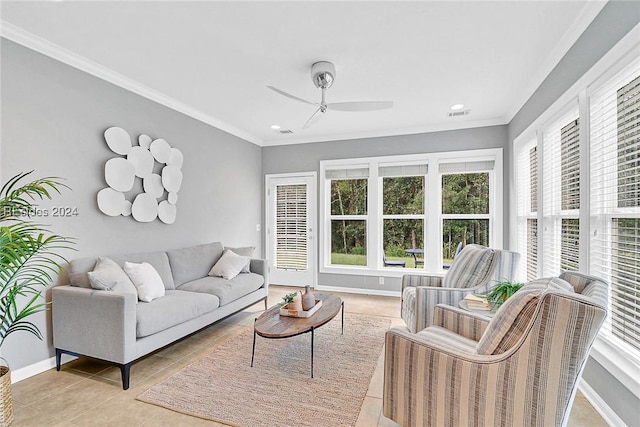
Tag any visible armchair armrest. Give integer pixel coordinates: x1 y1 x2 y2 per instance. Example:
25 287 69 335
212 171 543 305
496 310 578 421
52 286 137 364
432 303 489 341
401 274 443 292
402 283 491 332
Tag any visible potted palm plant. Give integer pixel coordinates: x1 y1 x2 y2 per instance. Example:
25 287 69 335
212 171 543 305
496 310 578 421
0 171 74 426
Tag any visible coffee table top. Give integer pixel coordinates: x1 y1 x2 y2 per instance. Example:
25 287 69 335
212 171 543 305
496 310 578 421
254 294 342 338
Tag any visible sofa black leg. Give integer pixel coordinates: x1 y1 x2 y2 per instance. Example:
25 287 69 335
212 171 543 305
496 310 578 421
120 363 131 390
55 349 62 371
264 297 268 311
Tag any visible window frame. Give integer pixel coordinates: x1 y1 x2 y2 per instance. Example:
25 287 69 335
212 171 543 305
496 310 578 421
320 149 503 277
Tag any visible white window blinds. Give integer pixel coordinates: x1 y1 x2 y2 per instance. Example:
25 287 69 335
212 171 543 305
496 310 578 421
378 163 428 177
590 58 640 353
541 105 580 276
275 184 308 271
438 160 495 173
325 168 369 179
515 140 538 281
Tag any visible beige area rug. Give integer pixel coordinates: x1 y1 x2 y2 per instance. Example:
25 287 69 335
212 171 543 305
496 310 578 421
138 313 390 427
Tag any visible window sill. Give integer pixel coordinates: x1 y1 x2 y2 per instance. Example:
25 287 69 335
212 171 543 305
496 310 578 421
320 265 446 278
589 333 640 400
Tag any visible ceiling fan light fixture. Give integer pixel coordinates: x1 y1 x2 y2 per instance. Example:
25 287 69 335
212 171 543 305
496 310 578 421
311 61 336 89
450 103 465 110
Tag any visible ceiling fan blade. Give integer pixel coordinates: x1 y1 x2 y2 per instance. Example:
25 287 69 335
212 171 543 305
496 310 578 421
327 101 393 112
303 107 325 129
267 86 316 106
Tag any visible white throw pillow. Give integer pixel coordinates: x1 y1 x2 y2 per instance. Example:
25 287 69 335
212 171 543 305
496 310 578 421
124 261 165 302
208 250 251 280
87 257 138 304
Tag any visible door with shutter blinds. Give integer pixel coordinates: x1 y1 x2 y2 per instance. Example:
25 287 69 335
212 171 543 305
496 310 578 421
266 174 316 287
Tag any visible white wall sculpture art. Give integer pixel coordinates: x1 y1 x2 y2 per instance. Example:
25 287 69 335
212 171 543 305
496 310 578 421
97 127 183 224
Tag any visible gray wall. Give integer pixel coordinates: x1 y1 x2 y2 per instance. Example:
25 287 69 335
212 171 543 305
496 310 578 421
262 125 509 292
506 2 640 426
0 39 263 370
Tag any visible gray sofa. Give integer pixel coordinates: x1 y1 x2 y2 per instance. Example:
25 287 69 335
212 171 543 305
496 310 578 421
52 242 268 389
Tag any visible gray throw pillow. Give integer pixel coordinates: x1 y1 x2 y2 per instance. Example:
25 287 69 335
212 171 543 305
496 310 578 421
224 246 255 273
87 257 138 303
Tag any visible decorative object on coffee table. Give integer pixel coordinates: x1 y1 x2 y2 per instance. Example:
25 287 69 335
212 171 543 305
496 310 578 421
252 294 343 378
282 292 297 305
302 285 315 311
280 298 322 318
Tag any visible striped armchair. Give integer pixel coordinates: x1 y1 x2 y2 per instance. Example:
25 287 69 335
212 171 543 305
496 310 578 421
384 271 608 427
402 244 520 333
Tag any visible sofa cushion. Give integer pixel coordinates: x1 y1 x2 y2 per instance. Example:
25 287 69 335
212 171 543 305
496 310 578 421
124 262 165 302
443 244 495 288
167 242 224 287
177 273 264 306
136 290 220 338
224 246 255 273
208 250 251 280
87 257 138 302
68 257 98 288
110 251 176 290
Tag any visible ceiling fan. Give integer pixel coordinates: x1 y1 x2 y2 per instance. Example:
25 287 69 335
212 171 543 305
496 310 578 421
268 61 393 129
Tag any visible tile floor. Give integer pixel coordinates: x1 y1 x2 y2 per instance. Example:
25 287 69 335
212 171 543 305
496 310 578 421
11 286 608 426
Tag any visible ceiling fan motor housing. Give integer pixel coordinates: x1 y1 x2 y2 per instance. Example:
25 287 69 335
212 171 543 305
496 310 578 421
311 61 336 89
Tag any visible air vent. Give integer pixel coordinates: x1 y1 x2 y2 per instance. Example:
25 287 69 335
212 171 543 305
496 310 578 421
279 129 294 134
448 110 470 117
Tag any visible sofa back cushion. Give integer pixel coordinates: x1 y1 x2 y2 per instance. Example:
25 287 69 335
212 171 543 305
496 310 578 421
443 244 495 288
167 242 224 287
108 251 175 290
68 257 98 288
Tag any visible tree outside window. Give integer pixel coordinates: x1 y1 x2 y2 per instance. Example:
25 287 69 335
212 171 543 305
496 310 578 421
442 172 490 264
382 176 424 268
330 179 367 266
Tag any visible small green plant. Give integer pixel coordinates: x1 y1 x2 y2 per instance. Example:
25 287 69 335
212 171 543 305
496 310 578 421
282 292 298 305
486 280 524 308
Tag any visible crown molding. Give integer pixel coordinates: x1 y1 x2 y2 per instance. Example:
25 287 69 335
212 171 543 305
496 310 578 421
0 21 263 146
503 0 607 124
260 117 506 147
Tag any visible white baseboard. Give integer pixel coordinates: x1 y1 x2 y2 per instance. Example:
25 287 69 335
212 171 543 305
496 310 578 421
11 354 77 384
314 284 401 298
579 378 627 427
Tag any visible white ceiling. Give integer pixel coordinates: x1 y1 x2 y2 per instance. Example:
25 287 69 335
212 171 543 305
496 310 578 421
0 1 606 146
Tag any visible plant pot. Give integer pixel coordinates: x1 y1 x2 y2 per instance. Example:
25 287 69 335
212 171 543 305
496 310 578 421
0 358 13 426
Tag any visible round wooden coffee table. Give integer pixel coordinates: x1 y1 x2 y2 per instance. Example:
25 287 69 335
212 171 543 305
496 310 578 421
251 293 343 378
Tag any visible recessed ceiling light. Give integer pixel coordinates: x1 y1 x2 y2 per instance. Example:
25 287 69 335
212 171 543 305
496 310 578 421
450 104 465 110
270 124 281 130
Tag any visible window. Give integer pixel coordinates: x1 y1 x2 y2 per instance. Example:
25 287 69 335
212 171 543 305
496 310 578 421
541 106 580 276
515 141 538 281
441 167 492 266
327 168 368 266
320 150 502 274
382 173 425 268
590 60 640 354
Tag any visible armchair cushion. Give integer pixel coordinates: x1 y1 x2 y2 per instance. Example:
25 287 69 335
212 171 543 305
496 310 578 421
476 277 575 355
442 244 495 288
